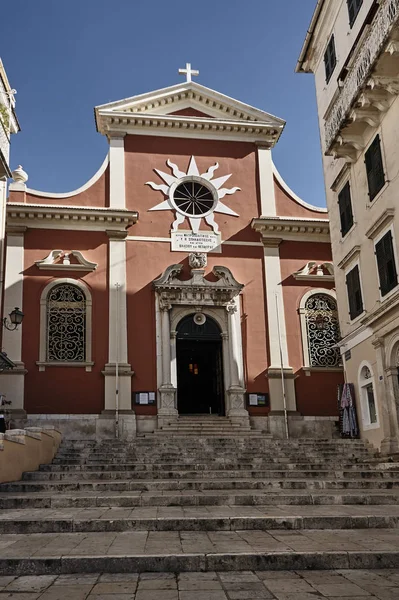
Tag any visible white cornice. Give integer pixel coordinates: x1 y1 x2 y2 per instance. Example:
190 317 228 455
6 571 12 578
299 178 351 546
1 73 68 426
95 81 285 146
6 203 138 232
98 112 282 145
366 208 395 239
35 250 98 271
252 216 330 243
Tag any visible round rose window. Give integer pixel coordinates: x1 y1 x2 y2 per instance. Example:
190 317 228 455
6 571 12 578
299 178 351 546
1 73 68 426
173 181 215 216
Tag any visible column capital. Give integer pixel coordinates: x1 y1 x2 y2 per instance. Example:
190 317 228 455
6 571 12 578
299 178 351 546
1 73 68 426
226 302 238 314
107 132 126 141
262 238 282 248
106 230 128 240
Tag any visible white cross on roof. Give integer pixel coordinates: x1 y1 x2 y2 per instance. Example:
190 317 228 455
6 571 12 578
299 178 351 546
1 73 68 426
178 63 199 83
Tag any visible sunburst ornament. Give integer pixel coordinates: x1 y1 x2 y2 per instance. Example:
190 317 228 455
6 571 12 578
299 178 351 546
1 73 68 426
146 156 240 234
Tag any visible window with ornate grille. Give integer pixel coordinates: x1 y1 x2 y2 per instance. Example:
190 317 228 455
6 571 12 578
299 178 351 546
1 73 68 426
346 264 363 320
375 230 398 297
347 0 363 27
46 283 86 362
338 181 354 237
365 135 385 201
324 35 337 83
304 294 341 368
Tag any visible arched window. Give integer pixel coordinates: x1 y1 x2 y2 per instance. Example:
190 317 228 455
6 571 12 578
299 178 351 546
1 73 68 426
38 279 93 371
359 363 378 428
47 283 86 362
300 291 341 368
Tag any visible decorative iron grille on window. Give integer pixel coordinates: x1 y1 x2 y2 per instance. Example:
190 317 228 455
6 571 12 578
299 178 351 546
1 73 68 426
46 284 86 362
305 294 341 367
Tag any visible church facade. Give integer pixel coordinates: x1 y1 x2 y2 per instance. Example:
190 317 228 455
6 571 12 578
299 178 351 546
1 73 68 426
2 72 343 439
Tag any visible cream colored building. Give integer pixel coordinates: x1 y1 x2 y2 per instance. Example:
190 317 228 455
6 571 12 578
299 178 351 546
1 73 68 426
0 59 19 322
297 0 399 452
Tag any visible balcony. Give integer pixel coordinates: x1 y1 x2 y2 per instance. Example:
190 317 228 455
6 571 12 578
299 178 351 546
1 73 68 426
325 0 399 159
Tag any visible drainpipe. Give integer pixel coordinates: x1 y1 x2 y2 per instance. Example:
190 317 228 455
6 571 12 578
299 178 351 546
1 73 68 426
115 282 120 439
275 293 289 440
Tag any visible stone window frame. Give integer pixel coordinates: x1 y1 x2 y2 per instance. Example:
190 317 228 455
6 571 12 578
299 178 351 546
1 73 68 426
36 278 94 372
358 360 379 430
374 224 399 301
299 288 342 372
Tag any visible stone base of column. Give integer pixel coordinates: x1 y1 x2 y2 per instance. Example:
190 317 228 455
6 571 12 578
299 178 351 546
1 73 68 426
267 367 297 413
158 385 178 429
102 363 134 412
98 410 136 440
226 386 250 428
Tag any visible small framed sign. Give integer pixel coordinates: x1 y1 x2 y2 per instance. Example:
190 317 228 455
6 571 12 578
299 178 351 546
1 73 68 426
247 393 269 407
133 392 156 406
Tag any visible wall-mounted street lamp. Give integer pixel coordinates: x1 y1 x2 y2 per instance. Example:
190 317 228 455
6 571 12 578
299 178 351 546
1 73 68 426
3 307 24 331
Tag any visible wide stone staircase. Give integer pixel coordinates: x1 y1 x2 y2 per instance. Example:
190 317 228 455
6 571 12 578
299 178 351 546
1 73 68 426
1 435 399 575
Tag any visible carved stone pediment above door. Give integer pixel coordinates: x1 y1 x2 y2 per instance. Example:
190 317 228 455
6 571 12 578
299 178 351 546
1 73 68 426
153 260 248 429
153 262 244 309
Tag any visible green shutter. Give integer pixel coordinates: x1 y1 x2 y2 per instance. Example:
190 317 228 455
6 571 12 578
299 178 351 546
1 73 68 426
365 135 385 200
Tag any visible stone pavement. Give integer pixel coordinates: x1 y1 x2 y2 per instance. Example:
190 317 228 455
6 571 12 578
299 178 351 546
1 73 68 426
1 569 399 599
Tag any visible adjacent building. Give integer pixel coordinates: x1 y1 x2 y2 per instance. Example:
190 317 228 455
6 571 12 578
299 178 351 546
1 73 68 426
297 0 399 452
3 69 343 439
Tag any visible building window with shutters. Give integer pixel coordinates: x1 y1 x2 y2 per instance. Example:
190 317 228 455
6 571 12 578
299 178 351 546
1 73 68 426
346 264 364 320
358 363 379 429
347 0 363 27
375 229 398 297
365 135 385 201
324 35 337 83
338 181 354 237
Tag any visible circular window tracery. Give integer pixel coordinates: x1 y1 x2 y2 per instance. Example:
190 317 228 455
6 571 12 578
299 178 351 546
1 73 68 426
172 179 216 217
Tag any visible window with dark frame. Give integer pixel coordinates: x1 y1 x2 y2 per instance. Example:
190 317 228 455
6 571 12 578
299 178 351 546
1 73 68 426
324 35 337 83
338 181 354 237
347 0 363 27
375 230 398 296
365 135 385 201
346 265 363 320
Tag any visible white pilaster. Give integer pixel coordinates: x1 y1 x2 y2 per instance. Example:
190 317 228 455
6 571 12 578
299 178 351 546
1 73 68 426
263 243 289 368
257 145 276 217
109 135 126 209
103 232 133 419
1 228 26 412
158 303 177 421
161 306 171 386
226 302 248 421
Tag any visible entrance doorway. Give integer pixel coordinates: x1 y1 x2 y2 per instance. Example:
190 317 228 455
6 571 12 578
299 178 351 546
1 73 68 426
176 314 225 415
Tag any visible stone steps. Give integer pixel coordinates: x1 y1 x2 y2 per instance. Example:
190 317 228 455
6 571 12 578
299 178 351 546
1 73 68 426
2 435 398 575
2 505 399 534
1 529 399 575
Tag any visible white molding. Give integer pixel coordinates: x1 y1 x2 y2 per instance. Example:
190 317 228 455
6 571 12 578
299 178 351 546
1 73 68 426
35 250 97 272
358 361 380 430
366 208 395 240
38 278 93 371
258 147 276 216
337 245 361 270
272 162 327 213
338 324 373 354
6 203 138 232
298 288 337 369
95 81 286 147
293 261 334 282
20 154 109 199
108 240 128 365
252 216 330 243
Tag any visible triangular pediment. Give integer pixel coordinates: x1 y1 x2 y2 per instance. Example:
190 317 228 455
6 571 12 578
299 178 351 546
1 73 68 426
95 82 285 146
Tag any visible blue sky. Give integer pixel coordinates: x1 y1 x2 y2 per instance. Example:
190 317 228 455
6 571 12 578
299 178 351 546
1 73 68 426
2 1 325 207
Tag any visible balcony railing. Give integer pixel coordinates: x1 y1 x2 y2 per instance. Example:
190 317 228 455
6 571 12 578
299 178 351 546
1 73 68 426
325 0 399 151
